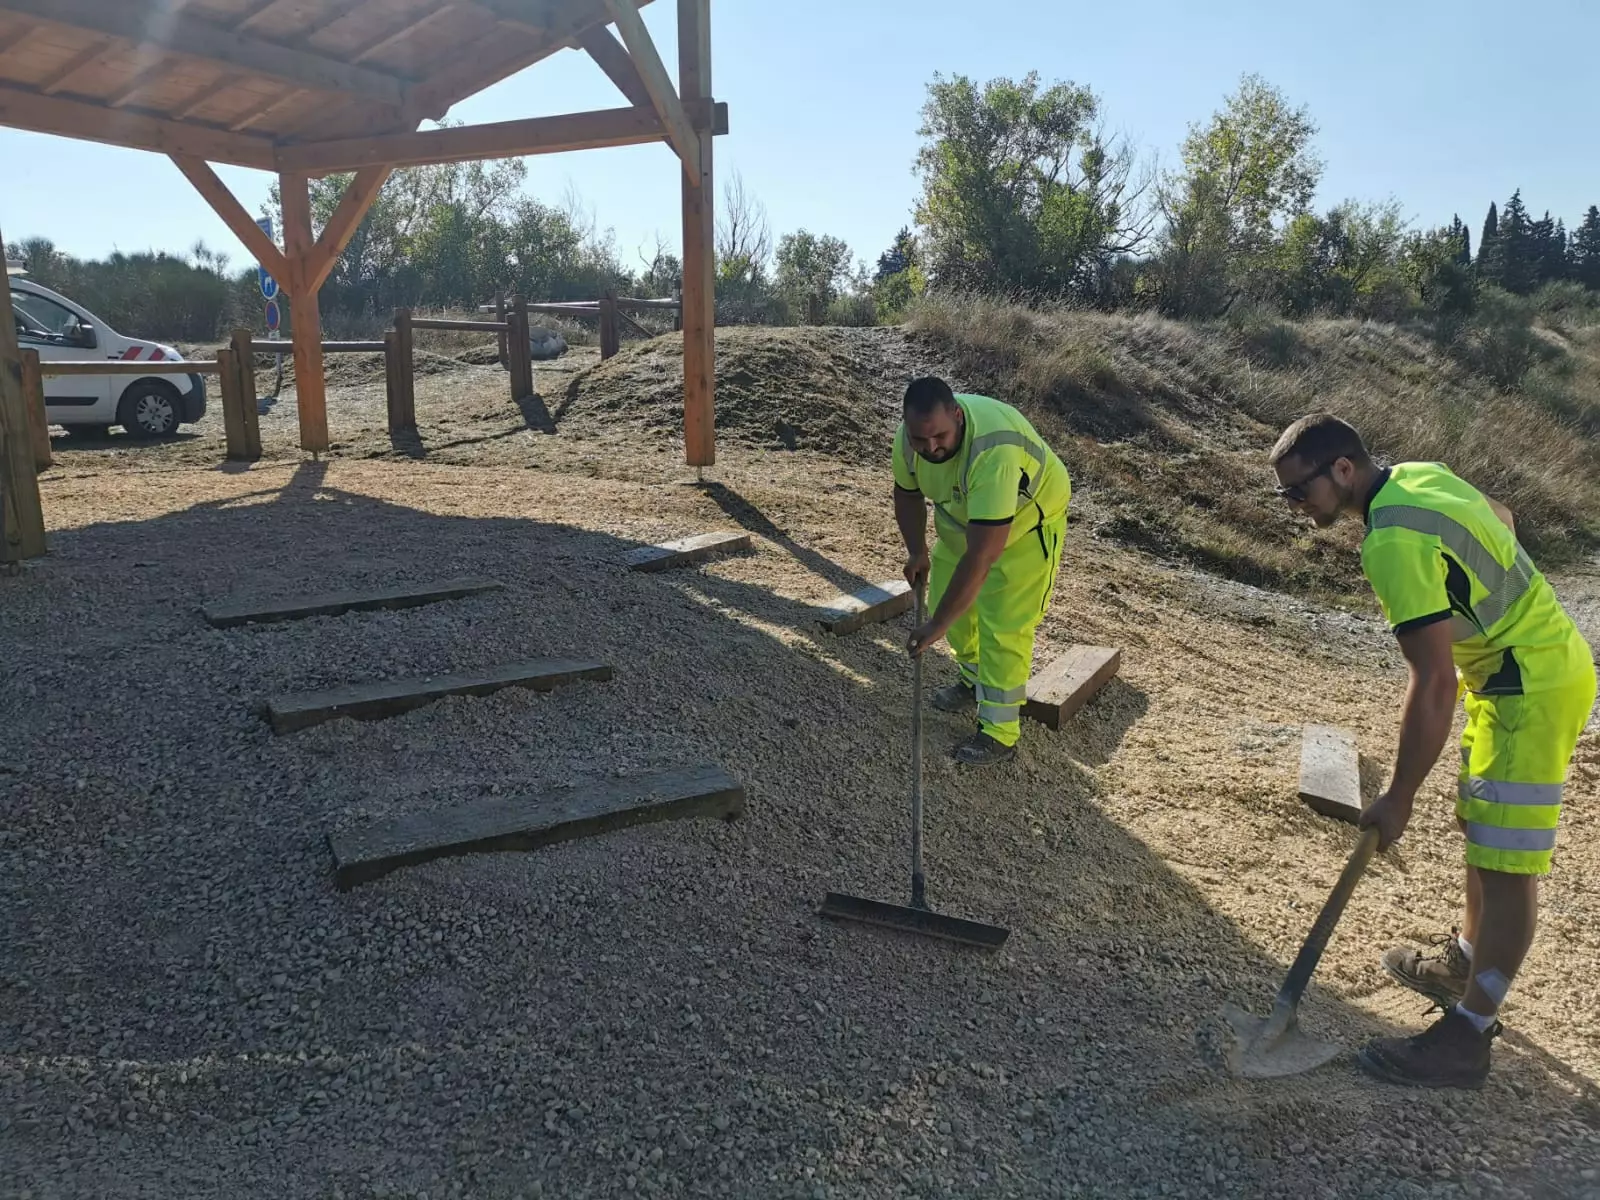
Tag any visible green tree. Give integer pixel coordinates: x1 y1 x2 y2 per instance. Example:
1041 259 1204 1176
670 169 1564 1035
912 70 1150 300
1478 201 1499 278
1152 73 1322 315
1571 205 1600 290
775 229 854 321
1481 190 1538 294
871 227 926 321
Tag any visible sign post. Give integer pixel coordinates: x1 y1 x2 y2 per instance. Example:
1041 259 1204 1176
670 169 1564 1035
255 215 282 363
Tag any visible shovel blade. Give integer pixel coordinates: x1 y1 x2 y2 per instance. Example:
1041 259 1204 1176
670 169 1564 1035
1220 1002 1344 1079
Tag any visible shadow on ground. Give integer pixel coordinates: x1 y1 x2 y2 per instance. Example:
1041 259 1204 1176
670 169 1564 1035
0 464 1595 1199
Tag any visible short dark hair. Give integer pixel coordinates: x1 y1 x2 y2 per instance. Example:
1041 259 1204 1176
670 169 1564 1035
1269 412 1371 469
904 376 957 418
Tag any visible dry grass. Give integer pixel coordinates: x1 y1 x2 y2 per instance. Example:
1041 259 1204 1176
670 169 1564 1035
908 292 1600 599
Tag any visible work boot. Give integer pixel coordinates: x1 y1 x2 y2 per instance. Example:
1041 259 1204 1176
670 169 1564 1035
930 681 976 713
953 731 1015 766
1381 928 1471 1008
1356 1008 1502 1089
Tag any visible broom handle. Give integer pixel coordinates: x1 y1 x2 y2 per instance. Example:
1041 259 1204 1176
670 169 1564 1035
1275 826 1380 1007
910 585 926 909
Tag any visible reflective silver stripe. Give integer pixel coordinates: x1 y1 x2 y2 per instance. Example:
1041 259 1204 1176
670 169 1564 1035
1464 823 1557 853
1371 505 1534 635
976 682 1028 705
958 661 980 683
979 703 1021 724
901 430 916 481
1462 777 1564 807
961 429 1049 495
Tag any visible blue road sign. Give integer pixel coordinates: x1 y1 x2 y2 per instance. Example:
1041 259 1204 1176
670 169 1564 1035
264 299 281 332
256 215 279 300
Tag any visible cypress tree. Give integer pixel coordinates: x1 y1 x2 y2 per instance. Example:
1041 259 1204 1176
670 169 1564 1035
1571 205 1600 291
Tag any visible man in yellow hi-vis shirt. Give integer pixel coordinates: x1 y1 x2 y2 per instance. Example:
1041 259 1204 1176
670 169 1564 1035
894 377 1070 766
1270 413 1596 1088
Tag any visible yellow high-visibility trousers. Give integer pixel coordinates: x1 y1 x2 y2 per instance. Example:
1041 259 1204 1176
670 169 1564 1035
929 513 1066 747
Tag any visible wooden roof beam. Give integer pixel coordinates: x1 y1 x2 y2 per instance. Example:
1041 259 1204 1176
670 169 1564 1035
303 165 391 292
577 24 651 109
275 101 726 174
0 81 276 168
0 0 408 106
601 0 698 185
170 155 291 280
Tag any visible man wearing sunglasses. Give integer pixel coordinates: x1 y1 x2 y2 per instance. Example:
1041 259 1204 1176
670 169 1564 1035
1269 413 1595 1088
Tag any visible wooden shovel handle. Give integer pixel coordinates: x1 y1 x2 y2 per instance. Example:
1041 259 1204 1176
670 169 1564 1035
1276 826 1381 1007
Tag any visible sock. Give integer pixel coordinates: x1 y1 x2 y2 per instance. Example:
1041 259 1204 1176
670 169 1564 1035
1457 934 1474 960
1454 1003 1496 1033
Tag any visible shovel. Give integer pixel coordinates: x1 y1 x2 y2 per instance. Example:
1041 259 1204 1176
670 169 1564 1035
818 585 1010 949
1221 825 1380 1078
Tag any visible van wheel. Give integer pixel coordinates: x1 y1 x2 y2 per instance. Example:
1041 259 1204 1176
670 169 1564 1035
118 380 182 439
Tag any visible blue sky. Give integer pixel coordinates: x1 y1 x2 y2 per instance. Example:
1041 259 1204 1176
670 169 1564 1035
2 0 1596 275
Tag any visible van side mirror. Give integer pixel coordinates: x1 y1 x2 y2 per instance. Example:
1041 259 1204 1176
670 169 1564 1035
68 322 97 350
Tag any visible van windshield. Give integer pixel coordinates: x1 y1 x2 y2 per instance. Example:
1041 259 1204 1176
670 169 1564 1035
14 291 83 338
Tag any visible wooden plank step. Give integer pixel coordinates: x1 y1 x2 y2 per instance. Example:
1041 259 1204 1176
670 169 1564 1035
815 580 913 635
624 531 751 572
203 577 504 628
1023 645 1121 729
1298 724 1362 823
266 659 611 734
328 762 746 889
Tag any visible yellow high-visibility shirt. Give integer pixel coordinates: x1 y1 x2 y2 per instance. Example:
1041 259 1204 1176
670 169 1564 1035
1361 461 1593 694
893 393 1070 551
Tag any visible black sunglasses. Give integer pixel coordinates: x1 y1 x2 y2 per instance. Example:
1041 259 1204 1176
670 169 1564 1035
1274 459 1337 502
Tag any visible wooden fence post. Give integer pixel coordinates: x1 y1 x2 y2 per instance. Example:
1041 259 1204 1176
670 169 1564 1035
393 308 416 429
217 347 246 461
673 286 683 332
600 289 619 359
20 349 49 470
0 226 46 562
506 296 533 402
229 328 262 461
495 290 508 370
385 329 415 432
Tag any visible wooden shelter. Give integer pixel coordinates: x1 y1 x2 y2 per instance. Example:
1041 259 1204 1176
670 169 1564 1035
0 0 724 546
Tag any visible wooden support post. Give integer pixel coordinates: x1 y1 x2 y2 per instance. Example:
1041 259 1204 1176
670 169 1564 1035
280 169 327 454
19 348 49 470
673 286 682 332
394 307 417 424
600 288 620 359
229 328 263 460
0 227 46 562
506 297 533 402
678 0 715 467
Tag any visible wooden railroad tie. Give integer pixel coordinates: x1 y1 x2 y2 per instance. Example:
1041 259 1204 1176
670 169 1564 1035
202 577 503 629
1298 724 1363 824
265 658 611 734
1023 645 1122 729
814 580 913 635
624 531 751 573
327 762 746 890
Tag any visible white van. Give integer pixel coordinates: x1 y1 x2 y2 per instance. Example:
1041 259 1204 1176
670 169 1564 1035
7 267 207 438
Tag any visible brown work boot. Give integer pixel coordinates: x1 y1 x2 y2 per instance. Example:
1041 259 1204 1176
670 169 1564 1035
930 681 976 713
1381 929 1471 1008
1356 1008 1501 1089
953 731 1015 766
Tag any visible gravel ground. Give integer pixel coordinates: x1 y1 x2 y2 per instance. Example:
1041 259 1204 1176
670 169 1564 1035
4 342 1600 1199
